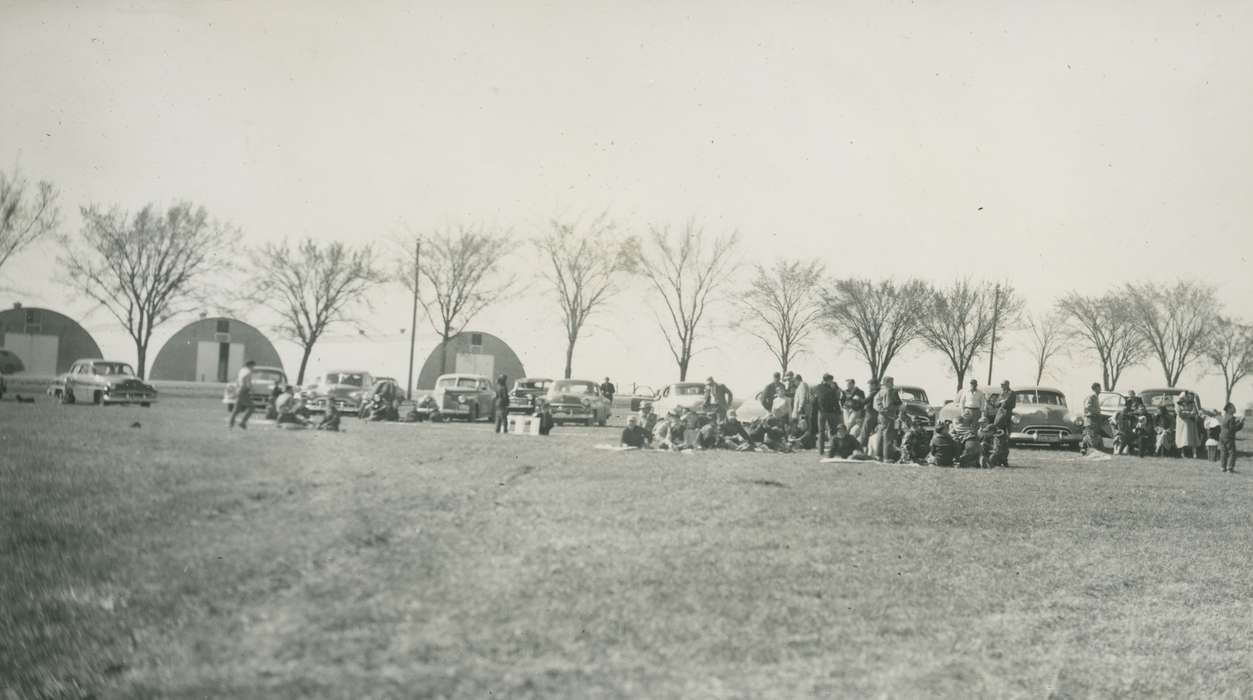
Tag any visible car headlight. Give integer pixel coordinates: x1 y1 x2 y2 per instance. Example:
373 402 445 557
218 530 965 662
1011 415 1021 426
351 390 363 400
458 395 467 404
581 398 591 407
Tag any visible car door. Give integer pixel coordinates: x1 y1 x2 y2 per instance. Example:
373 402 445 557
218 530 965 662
68 364 87 402
477 379 492 417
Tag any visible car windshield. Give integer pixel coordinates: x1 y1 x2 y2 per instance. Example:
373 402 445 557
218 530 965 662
437 377 480 389
325 372 365 387
897 388 928 403
92 362 135 376
552 380 595 394
1015 390 1066 406
254 369 284 383
516 379 552 390
674 384 705 396
1139 390 1182 408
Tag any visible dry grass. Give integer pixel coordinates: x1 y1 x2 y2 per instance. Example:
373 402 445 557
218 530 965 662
2 397 1252 699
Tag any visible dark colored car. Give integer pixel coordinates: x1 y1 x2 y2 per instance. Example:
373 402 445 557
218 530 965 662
508 377 554 414
895 385 937 430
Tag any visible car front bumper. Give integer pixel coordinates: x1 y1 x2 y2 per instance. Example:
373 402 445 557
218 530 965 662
305 397 361 413
103 392 157 404
1009 430 1082 446
549 405 593 421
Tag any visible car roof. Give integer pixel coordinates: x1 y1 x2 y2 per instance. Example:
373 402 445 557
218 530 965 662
75 358 128 364
324 369 370 374
1011 386 1065 394
670 382 706 388
251 365 285 373
555 378 596 382
436 373 488 380
896 385 927 392
517 377 552 382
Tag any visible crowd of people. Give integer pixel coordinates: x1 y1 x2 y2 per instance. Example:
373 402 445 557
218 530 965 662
617 372 1018 468
1097 386 1244 471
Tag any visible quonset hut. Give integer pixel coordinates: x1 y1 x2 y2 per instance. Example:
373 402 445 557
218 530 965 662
415 330 526 389
149 317 284 383
0 304 103 375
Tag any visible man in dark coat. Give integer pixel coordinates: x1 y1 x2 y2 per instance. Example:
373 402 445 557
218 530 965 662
494 375 510 433
861 378 881 449
812 374 844 455
761 372 783 412
995 380 1016 465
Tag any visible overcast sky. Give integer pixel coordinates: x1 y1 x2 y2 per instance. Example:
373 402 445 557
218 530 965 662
2 0 1251 404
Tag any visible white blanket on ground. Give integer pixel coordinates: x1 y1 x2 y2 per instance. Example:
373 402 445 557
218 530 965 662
594 444 639 451
820 456 871 463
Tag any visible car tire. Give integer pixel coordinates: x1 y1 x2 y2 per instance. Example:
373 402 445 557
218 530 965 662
93 391 104 406
585 417 594 427
58 388 73 405
469 404 480 422
140 402 150 408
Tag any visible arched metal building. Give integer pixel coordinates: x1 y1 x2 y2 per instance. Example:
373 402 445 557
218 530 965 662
415 330 526 389
0 304 103 375
149 317 284 382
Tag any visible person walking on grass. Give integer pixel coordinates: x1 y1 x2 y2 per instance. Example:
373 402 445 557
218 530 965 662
228 360 257 430
494 374 510 433
1219 402 1244 473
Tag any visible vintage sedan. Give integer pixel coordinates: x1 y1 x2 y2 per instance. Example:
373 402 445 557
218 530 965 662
545 378 612 426
896 385 938 430
648 382 709 417
51 359 157 406
508 377 554 414
222 365 287 411
358 377 403 419
302 370 374 414
937 385 1083 448
414 373 495 421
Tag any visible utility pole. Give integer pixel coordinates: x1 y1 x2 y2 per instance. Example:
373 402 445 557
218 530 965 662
987 282 1001 386
406 238 420 400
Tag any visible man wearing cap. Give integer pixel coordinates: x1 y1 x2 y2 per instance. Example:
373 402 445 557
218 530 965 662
704 376 733 422
875 376 903 461
812 374 844 455
228 360 257 430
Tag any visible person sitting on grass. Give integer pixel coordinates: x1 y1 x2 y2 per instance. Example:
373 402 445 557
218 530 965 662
1155 410 1175 457
825 424 868 460
720 410 754 449
1134 411 1154 458
316 402 341 432
638 402 658 433
929 421 957 467
265 383 284 421
898 418 930 464
620 414 651 449
1112 408 1133 455
957 429 983 469
748 415 790 452
275 387 309 428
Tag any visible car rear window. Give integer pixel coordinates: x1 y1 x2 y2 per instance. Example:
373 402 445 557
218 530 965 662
325 373 365 387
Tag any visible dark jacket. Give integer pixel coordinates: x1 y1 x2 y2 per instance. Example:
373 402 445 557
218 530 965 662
930 431 957 466
829 434 862 458
495 384 510 409
813 382 842 413
842 387 866 412
1219 414 1244 443
621 425 650 448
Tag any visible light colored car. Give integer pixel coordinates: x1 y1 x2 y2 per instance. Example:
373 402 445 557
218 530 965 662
648 382 709 417
222 366 287 412
937 385 1083 448
416 373 495 421
303 370 374 414
50 359 157 407
545 378 612 426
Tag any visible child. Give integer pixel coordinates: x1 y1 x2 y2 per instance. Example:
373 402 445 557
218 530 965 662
826 424 866 459
534 399 554 436
899 419 930 465
316 403 341 431
977 418 996 468
1219 402 1244 473
1112 409 1132 455
1133 412 1154 458
1155 408 1175 457
1204 413 1222 462
929 421 957 467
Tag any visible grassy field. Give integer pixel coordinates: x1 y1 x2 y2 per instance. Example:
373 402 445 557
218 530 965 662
2 397 1252 699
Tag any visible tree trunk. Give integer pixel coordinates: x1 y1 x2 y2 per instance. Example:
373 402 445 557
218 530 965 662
135 342 148 380
954 365 967 391
678 352 689 381
439 335 450 374
1102 365 1112 392
296 344 314 385
1035 364 1045 385
563 338 575 379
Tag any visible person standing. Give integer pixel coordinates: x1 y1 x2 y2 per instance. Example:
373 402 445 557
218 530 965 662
1219 402 1244 473
1174 391 1201 458
813 374 843 455
1081 382 1105 454
954 379 986 427
761 372 783 412
875 376 902 461
841 379 865 438
994 380 1016 466
704 377 733 422
599 377 616 417
228 360 257 430
860 378 881 448
494 374 510 433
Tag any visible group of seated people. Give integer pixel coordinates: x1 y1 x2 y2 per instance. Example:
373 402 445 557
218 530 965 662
263 385 342 431
617 400 1005 468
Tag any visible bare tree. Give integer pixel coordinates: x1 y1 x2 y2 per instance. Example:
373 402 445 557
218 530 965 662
917 279 1023 390
1205 316 1253 405
58 202 238 378
1124 281 1219 387
735 259 825 374
0 167 60 275
399 224 516 375
535 213 638 379
248 238 384 384
819 278 930 383
1056 292 1146 391
630 221 739 381
1024 310 1069 385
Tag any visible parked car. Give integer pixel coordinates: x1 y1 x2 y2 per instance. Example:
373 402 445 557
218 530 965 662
414 373 495 421
545 378 612 426
358 378 403 419
648 382 709 417
50 359 157 407
937 385 1082 449
0 349 25 375
1136 387 1207 436
508 377 554 414
222 365 287 412
896 385 938 430
624 384 658 412
302 370 374 414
